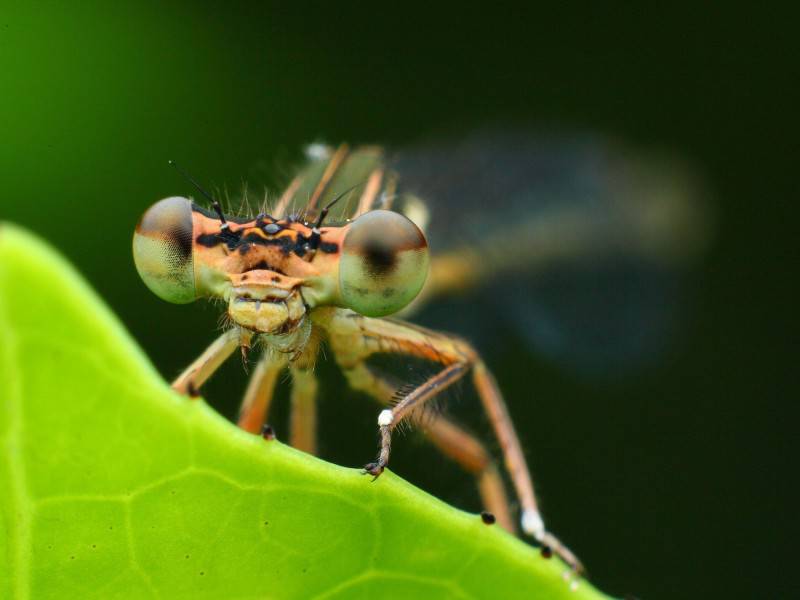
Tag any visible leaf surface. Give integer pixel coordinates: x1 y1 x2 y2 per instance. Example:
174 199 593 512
0 224 611 599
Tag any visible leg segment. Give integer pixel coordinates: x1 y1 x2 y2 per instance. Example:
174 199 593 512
287 331 322 454
341 363 514 532
237 354 286 434
421 416 514 533
289 366 318 453
473 361 582 570
172 329 245 396
364 362 467 476
314 307 581 571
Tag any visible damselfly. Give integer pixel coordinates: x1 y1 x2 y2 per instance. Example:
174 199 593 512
132 131 706 576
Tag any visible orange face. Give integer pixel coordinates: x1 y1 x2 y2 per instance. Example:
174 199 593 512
133 196 429 349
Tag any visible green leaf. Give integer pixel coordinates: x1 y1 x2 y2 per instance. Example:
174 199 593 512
0 224 612 600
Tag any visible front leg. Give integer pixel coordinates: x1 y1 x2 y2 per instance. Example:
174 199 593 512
339 362 515 532
287 333 322 454
314 306 583 573
363 362 468 477
313 307 472 477
172 328 248 396
237 352 286 433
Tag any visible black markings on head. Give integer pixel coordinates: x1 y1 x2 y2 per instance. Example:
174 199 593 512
261 424 276 440
320 242 339 254
187 381 200 398
540 545 553 559
196 232 229 248
249 260 286 275
193 207 338 260
480 511 496 525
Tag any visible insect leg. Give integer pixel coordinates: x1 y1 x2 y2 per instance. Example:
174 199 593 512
316 310 473 476
288 366 318 453
472 361 583 573
423 417 514 533
365 362 467 475
316 308 582 571
237 354 286 434
286 333 322 454
172 329 244 396
342 363 514 530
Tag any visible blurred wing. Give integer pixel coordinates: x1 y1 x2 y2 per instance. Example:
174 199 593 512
392 132 710 372
270 144 389 222
275 131 710 373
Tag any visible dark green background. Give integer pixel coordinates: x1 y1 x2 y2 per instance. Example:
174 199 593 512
1 4 792 599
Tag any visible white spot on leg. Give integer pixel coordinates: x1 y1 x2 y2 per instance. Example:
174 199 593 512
377 410 394 427
521 509 545 540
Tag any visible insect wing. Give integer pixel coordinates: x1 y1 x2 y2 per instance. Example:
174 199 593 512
276 132 709 373
390 131 709 373
272 144 388 222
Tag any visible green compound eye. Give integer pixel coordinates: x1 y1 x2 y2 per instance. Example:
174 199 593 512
132 196 197 304
339 210 429 317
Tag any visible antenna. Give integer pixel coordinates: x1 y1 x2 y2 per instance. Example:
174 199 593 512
314 182 364 229
169 160 229 230
308 182 364 250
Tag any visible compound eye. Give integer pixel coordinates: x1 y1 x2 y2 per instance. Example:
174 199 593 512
339 210 429 316
132 196 196 304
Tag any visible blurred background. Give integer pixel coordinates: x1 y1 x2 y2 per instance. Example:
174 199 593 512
1 4 792 598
